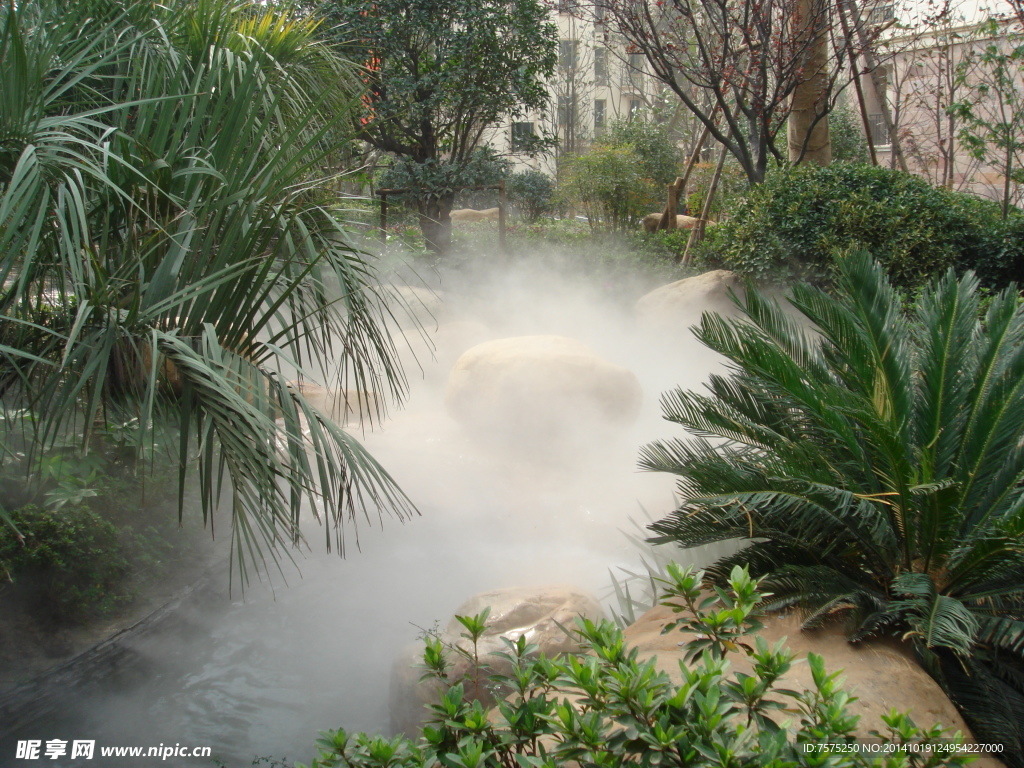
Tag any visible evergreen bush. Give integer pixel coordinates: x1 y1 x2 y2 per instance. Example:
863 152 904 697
506 170 554 223
0 504 130 621
299 566 974 768
699 163 1022 290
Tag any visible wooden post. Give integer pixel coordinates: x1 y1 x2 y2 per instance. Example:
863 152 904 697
498 179 507 251
380 193 388 244
663 182 678 228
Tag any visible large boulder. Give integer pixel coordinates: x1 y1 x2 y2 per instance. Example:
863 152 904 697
450 208 501 223
636 269 744 330
389 585 606 736
640 213 713 232
444 335 642 446
624 605 1005 766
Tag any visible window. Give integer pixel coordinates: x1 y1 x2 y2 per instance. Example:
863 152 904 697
595 0 609 22
628 52 644 71
594 48 608 86
559 40 578 71
629 99 643 121
867 113 891 147
557 0 578 13
866 2 895 25
511 122 535 152
594 99 606 134
869 64 891 147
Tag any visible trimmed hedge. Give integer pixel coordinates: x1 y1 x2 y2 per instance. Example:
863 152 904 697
698 163 1024 291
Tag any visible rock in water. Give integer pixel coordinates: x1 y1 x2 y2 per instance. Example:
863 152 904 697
444 335 642 448
389 585 606 736
636 269 744 330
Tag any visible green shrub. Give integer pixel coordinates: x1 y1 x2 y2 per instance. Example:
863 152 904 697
825 104 870 164
299 566 972 768
558 119 683 232
631 227 693 263
0 504 131 621
701 163 1022 290
505 169 554 223
559 145 661 232
961 210 1024 287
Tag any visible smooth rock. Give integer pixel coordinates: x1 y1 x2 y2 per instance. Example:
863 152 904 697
636 269 744 330
450 208 501 223
389 585 606 736
286 380 378 425
387 285 445 330
444 335 642 446
641 213 706 232
624 605 1005 766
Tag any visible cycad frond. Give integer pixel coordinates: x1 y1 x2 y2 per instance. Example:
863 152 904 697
644 252 1024 754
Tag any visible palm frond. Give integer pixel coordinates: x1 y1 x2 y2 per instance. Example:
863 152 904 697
0 0 414 582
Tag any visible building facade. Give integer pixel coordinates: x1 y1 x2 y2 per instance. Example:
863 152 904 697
485 2 662 175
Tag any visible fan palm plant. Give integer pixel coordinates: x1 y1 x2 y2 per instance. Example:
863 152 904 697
641 252 1024 758
0 0 414 582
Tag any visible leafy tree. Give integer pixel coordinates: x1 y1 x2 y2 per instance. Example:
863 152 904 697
322 0 558 253
380 147 512 213
0 0 414 581
607 118 684 188
601 0 845 183
298 566 973 768
949 19 1024 220
641 253 1024 758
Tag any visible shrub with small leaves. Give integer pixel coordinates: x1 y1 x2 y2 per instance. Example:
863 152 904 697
506 170 554 223
298 566 972 768
698 163 1022 290
0 504 130 621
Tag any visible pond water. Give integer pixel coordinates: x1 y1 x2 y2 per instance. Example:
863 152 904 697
2 254 734 767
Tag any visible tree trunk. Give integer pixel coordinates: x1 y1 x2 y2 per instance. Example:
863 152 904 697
659 121 714 231
845 0 909 172
418 194 454 255
788 0 832 165
681 148 726 265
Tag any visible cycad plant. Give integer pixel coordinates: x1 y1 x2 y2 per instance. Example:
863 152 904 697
0 0 414 582
641 252 1024 758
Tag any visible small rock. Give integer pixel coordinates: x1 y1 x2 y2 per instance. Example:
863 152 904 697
389 584 606 736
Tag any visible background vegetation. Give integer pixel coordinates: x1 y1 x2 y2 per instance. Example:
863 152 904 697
692 163 1024 289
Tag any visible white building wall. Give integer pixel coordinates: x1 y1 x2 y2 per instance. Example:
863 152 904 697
488 4 660 176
